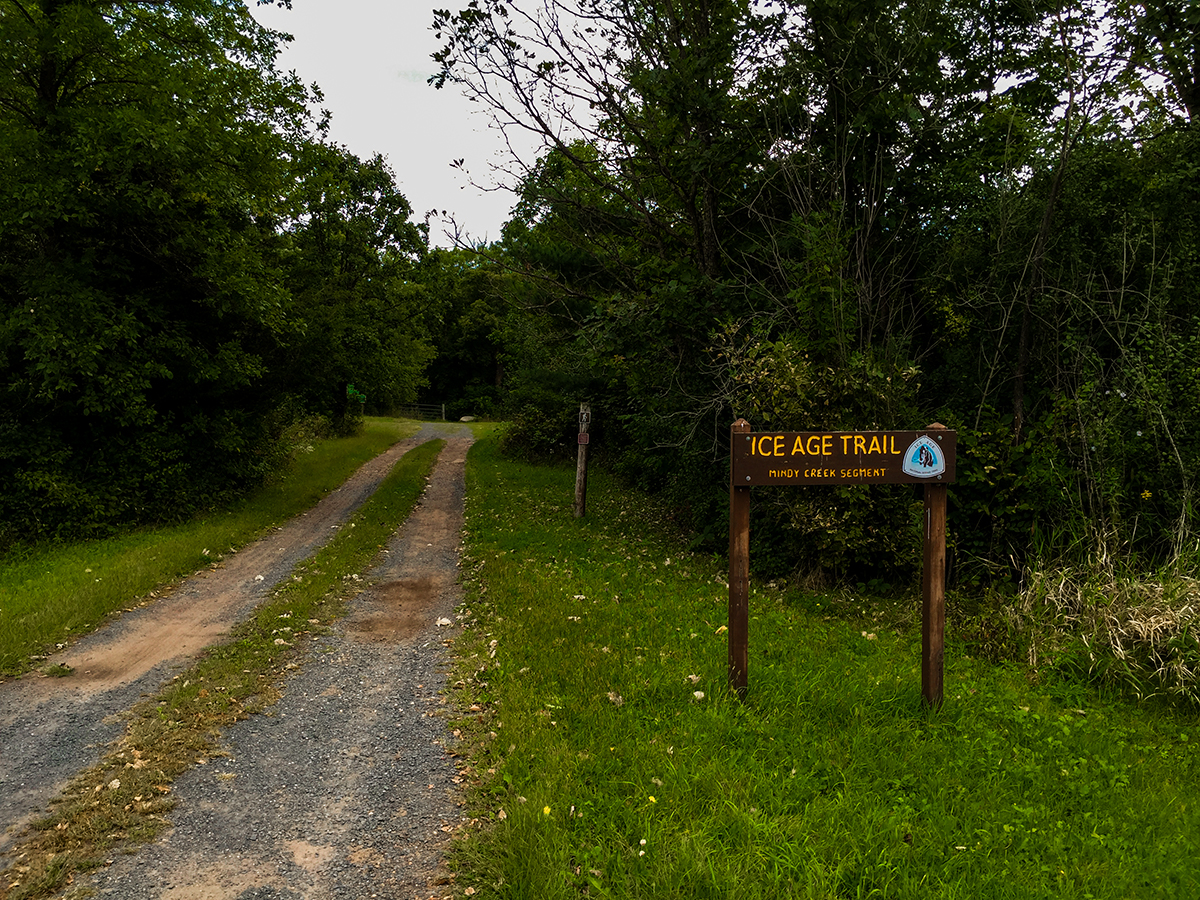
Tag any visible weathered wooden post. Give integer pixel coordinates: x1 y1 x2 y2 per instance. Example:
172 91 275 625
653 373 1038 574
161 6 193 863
574 403 591 518
921 422 949 708
728 419 751 697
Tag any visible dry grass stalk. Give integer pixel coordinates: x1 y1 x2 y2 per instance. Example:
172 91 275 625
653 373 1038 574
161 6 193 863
1015 565 1200 705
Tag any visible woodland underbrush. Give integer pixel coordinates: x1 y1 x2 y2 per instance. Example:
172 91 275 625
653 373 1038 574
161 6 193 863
838 550 1200 711
1013 556 1200 707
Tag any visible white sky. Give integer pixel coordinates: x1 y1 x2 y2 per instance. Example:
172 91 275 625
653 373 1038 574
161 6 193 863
247 0 527 247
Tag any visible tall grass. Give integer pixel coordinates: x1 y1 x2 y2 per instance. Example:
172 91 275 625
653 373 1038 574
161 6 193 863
449 436 1200 899
0 417 418 676
1015 560 1200 706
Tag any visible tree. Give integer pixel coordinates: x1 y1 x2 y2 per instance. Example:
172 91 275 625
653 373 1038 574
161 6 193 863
434 0 1200 581
1111 0 1200 122
432 0 771 278
0 0 314 544
432 1 777 449
415 247 514 418
431 0 1013 570
274 142 432 431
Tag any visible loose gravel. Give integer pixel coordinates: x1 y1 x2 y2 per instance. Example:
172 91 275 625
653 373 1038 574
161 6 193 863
1 423 475 899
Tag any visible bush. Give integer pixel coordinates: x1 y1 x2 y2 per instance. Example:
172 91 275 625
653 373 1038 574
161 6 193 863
1015 561 1200 706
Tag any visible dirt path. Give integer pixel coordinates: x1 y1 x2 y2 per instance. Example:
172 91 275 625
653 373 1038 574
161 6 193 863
0 423 474 894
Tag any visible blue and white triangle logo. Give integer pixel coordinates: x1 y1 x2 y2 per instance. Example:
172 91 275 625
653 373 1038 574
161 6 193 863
902 435 945 478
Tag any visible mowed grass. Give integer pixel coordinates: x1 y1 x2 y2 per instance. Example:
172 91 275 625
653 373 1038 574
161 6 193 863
450 435 1200 899
0 417 420 677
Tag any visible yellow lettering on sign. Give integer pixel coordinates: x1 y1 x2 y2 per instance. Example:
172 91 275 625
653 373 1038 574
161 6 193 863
756 436 773 457
774 435 785 457
869 435 881 455
822 435 833 456
806 435 821 456
792 435 805 455
854 434 866 455
841 435 853 454
890 435 901 455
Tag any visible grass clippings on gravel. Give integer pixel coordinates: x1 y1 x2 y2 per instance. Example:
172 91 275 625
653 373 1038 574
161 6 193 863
447 434 1200 900
0 438 445 900
0 417 420 678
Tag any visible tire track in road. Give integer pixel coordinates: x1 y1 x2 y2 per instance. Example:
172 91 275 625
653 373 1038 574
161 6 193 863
0 424 464 855
81 432 475 899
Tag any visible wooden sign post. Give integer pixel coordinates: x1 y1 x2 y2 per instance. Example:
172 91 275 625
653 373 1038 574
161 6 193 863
921 426 949 707
574 404 591 518
728 421 955 706
729 419 752 698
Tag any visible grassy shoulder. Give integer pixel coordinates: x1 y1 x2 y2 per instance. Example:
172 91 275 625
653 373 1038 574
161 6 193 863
0 437 445 900
0 417 419 677
449 434 1200 900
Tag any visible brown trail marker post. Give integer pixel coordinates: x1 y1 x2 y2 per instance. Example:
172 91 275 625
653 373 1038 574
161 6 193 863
574 403 591 518
728 421 955 705
921 423 948 707
729 419 752 698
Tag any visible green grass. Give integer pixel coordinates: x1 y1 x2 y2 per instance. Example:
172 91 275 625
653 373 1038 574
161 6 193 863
0 437 446 900
0 417 419 677
450 435 1200 900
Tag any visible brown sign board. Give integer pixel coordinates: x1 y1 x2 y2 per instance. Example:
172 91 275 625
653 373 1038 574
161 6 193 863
731 430 956 486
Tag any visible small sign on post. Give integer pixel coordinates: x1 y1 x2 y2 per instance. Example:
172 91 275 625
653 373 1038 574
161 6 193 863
575 404 591 518
728 422 955 706
921 424 949 708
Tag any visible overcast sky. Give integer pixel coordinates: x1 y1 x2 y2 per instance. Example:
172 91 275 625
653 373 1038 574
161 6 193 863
248 0 529 247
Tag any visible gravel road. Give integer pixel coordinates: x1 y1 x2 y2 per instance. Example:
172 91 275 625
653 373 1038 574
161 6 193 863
0 423 475 899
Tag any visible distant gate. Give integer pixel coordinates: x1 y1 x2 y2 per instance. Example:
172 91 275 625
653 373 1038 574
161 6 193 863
394 403 446 421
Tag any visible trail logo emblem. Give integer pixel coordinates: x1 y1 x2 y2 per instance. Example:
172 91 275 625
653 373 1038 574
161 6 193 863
902 435 945 478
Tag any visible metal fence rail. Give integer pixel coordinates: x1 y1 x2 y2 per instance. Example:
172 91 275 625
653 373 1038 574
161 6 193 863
393 403 445 421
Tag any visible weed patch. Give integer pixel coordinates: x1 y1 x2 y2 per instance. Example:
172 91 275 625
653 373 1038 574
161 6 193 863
1016 563 1200 705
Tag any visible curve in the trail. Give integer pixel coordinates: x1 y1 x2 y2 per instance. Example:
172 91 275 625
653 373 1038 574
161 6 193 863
0 423 467 853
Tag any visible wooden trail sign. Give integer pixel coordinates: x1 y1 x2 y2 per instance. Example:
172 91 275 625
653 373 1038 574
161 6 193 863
732 429 955 486
728 421 955 706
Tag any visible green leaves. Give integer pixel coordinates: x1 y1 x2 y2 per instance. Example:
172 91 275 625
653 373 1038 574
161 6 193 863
272 143 432 431
0 0 315 544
